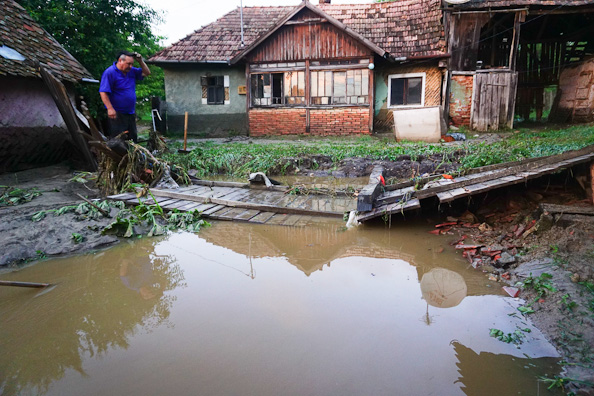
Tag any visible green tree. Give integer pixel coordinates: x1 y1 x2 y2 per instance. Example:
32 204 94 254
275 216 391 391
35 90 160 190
18 0 165 119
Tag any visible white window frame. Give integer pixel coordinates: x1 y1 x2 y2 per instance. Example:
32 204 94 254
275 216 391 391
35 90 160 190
387 72 426 108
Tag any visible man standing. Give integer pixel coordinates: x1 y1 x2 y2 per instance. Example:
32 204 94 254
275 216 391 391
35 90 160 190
99 51 150 143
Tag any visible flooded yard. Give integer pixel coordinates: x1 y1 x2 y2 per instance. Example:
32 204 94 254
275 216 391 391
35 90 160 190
0 220 563 395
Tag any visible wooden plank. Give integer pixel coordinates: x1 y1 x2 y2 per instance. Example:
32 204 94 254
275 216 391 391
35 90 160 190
265 214 290 225
213 207 249 220
217 188 252 202
107 192 137 200
155 198 181 207
201 204 227 216
249 211 276 224
192 203 216 212
294 215 313 227
541 203 594 216
209 187 236 198
376 186 416 206
357 198 421 222
281 215 302 226
162 200 190 209
177 202 203 211
233 209 261 221
39 65 96 171
285 195 313 209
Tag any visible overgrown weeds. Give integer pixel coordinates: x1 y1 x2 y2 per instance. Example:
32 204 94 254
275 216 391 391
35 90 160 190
162 125 594 178
0 186 42 206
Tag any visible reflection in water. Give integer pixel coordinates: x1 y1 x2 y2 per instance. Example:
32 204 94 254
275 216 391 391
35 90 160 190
0 221 562 395
0 240 184 395
421 268 468 308
452 341 563 396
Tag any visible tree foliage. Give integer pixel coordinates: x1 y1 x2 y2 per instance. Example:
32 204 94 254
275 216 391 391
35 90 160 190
18 0 165 118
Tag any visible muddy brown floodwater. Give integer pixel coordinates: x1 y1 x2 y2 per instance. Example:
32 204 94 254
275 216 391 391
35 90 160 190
0 219 564 396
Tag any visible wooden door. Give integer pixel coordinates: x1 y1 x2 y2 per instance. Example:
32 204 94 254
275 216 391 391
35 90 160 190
470 71 518 131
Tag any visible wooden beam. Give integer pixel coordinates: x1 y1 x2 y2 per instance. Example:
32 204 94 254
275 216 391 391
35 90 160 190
38 65 97 171
357 165 385 212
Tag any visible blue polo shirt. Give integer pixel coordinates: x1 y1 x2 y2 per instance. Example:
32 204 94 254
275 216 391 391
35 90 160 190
99 62 144 114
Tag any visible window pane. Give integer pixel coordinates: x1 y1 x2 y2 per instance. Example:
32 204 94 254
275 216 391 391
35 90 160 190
390 78 404 106
272 73 283 103
297 71 305 96
354 70 362 96
291 72 298 96
346 70 355 96
362 71 369 96
284 72 292 97
407 77 422 105
325 71 332 97
334 71 346 99
311 71 318 97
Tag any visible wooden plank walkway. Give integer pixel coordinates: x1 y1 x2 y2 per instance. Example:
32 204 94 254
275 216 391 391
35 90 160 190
107 183 356 227
357 145 594 222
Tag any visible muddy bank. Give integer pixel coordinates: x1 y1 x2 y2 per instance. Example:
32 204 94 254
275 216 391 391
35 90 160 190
270 152 463 179
0 164 118 267
430 181 594 394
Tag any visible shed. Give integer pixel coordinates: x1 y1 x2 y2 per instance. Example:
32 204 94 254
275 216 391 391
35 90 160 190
0 0 94 172
444 0 594 130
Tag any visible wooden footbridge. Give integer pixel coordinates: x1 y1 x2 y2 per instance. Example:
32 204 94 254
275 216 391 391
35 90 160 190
356 145 594 222
107 180 357 227
107 145 594 227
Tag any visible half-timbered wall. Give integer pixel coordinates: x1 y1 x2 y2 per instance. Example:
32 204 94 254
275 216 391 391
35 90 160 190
247 10 371 63
246 9 373 136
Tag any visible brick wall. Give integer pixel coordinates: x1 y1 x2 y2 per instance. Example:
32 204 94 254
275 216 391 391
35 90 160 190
249 107 370 136
310 108 370 135
249 108 306 136
449 74 474 127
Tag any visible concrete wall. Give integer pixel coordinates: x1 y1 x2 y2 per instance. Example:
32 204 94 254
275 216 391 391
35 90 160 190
373 62 443 132
0 76 66 128
163 64 248 137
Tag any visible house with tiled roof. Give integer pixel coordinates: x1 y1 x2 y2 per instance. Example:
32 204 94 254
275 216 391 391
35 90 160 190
149 0 448 138
443 0 594 129
0 0 94 172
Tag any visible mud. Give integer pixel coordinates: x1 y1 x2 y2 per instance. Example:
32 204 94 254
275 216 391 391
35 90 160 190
273 152 462 179
0 164 118 267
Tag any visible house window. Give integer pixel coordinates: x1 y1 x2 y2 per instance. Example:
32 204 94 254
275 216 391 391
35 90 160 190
311 69 368 105
251 71 305 106
201 76 225 105
388 73 425 107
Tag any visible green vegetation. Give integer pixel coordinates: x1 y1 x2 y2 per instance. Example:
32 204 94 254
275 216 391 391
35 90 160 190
489 327 531 345
31 198 209 239
102 198 209 238
519 272 557 299
71 233 84 243
163 125 594 178
0 186 41 206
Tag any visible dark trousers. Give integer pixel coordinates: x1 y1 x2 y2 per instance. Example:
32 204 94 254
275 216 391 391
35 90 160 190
108 112 138 143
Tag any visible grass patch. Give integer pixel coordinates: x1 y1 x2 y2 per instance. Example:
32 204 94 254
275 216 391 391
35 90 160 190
162 125 594 178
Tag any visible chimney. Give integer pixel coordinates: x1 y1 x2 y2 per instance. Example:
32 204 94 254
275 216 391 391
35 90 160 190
318 0 331 4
